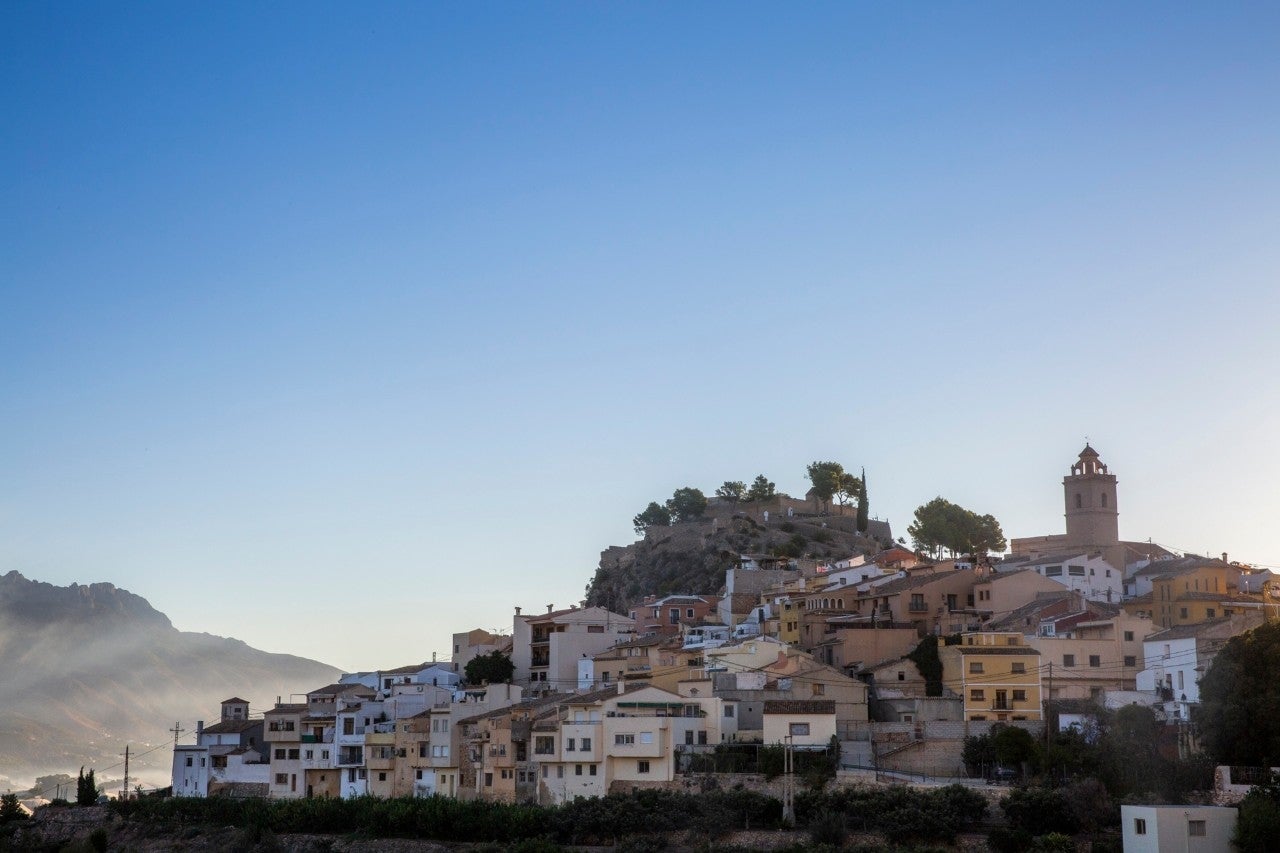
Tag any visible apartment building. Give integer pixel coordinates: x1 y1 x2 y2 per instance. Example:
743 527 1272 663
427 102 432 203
940 632 1043 722
511 604 636 690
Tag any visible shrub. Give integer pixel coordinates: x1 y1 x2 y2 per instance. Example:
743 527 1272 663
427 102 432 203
808 810 846 847
1001 786 1079 836
88 828 109 852
1030 832 1076 852
987 826 1034 853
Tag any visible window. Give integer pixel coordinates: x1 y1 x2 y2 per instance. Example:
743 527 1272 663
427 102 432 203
275 749 286 760
897 671 905 681
1206 608 1216 618
1075 493 1082 508
557 766 564 778
615 734 635 745
789 722 810 736
1089 655 1101 668
971 689 985 701
1124 655 1137 667
1180 607 1189 618
575 765 583 776
639 732 654 744
581 738 591 751
565 738 575 752
1045 566 1063 577
305 750 313 760
1133 818 1147 835
322 750 329 760
378 772 387 782
589 764 597 776
971 715 987 721
1063 655 1075 668
185 756 193 767
811 683 825 696
1069 565 1085 577
1101 493 1107 507
1188 820 1206 837
1012 690 1026 702
686 608 695 618
484 773 493 787
1011 662 1026 674
416 770 423 780
637 760 650 774
275 773 288 785
1124 631 1134 641
685 730 694 745
587 625 605 634
724 705 735 718
969 662 984 674
288 749 300 760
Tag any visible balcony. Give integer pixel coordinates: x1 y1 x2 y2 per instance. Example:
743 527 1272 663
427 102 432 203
907 602 929 613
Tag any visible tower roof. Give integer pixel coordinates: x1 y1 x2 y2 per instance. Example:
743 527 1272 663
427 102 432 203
1078 444 1099 458
1070 444 1109 476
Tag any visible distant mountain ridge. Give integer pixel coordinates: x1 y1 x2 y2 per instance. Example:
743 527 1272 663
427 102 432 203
0 570 340 787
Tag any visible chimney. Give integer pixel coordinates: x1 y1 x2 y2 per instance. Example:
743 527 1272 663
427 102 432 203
1222 552 1228 563
276 695 281 706
195 720 204 741
432 651 437 663
547 603 554 613
514 606 522 616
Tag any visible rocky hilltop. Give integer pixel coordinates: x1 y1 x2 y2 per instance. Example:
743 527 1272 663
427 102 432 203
0 571 340 786
584 498 893 612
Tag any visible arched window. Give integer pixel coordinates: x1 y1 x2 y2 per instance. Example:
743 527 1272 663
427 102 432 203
837 598 844 609
1075 493 1082 509
1101 493 1108 507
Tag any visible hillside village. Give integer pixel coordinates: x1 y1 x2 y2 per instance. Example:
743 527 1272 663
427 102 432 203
164 446 1279 818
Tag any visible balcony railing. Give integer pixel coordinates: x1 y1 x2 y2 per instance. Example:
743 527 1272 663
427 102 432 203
907 603 928 613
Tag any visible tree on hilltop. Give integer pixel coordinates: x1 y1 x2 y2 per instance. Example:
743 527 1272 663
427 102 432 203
715 481 746 510
907 497 1005 558
632 501 671 535
746 474 776 502
76 767 98 806
806 461 859 513
665 487 708 523
856 468 869 533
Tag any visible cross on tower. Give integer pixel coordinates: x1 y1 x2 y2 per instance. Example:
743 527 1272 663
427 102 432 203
169 721 186 746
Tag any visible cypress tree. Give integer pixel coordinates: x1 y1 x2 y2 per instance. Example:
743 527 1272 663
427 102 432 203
856 467 869 533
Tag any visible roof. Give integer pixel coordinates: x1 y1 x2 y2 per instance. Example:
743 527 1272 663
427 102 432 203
953 645 1041 655
856 570 967 598
456 694 562 725
202 719 260 734
307 683 374 697
221 697 250 704
1145 618 1247 642
265 703 307 713
381 663 430 675
1131 556 1236 579
762 700 836 715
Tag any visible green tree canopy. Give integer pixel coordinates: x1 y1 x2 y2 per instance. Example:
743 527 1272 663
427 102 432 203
76 767 98 806
464 651 515 686
632 501 671 535
806 461 855 512
856 468 868 533
1196 621 1280 769
746 474 776 502
715 481 746 507
0 793 27 824
665 487 708 523
907 497 1006 558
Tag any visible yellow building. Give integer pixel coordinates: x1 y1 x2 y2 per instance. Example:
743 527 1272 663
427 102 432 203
940 632 1042 722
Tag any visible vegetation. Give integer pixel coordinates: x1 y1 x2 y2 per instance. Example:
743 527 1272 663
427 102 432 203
906 635 955 697
715 481 746 508
666 487 709 523
745 474 776 502
633 501 672 535
795 784 988 845
1234 772 1280 853
464 651 515 685
1196 620 1280 769
856 467 868 533
0 793 26 824
907 496 1006 558
805 461 860 513
76 767 98 807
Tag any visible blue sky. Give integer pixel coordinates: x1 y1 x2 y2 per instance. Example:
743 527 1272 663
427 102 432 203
3 3 1279 671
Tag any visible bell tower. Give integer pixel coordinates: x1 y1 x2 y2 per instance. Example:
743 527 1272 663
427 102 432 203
1063 444 1120 557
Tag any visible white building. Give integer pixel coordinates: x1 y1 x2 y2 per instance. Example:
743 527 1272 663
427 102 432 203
171 698 269 798
1121 804 1237 853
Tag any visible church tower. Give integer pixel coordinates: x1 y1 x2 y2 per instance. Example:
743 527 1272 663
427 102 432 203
1063 445 1120 557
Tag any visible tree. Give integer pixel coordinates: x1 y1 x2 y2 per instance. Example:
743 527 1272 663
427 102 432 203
0 792 26 824
907 497 1006 558
1196 621 1280 769
1235 773 1280 853
745 475 776 503
805 461 847 513
715 481 746 510
632 501 671 535
76 767 97 806
834 472 861 507
856 468 868 533
464 651 515 685
665 487 708 523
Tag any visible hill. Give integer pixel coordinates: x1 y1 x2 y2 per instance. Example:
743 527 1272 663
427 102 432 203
584 497 893 612
0 570 340 788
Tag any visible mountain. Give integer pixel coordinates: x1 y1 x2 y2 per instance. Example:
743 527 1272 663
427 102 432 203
0 571 340 787
585 499 892 612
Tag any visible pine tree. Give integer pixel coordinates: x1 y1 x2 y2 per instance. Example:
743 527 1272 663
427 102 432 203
0 792 27 823
856 467 869 533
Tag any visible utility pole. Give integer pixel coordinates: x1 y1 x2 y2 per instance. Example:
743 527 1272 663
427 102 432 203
782 735 795 825
169 722 186 746
120 745 129 802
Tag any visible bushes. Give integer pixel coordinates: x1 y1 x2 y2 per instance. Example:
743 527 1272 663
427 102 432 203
795 783 986 844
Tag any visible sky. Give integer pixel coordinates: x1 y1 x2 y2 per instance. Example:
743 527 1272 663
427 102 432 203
3 2 1279 673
